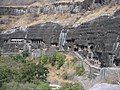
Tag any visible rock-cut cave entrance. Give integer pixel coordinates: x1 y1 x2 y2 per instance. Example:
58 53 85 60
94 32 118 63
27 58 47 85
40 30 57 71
95 0 102 3
94 0 110 5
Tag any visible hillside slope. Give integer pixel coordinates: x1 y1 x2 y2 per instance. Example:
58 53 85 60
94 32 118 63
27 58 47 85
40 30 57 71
0 0 120 30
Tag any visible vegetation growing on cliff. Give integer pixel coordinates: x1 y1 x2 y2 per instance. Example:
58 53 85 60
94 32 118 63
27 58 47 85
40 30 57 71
59 83 84 90
0 52 85 90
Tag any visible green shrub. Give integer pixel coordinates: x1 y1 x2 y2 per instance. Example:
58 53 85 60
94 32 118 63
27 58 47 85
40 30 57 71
61 72 68 80
59 83 84 90
1 81 52 90
51 52 65 69
71 57 78 64
1 82 37 90
0 66 13 87
39 55 49 65
19 62 48 83
76 64 85 76
21 82 36 90
2 81 19 90
36 81 51 90
22 51 30 58
11 54 26 63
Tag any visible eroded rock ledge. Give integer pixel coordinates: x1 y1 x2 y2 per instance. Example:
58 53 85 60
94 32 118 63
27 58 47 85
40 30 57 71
0 0 120 15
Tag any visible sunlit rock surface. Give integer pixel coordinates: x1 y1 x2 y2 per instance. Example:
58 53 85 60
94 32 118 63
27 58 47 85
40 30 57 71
89 83 120 90
99 68 120 83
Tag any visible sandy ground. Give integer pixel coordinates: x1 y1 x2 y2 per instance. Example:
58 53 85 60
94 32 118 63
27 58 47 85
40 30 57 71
47 53 76 84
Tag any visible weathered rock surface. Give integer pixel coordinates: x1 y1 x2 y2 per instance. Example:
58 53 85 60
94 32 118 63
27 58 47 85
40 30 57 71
99 68 120 83
0 0 120 15
89 83 120 90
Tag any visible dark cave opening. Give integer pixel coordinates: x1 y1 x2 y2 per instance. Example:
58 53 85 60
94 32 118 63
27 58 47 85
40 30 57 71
95 0 102 4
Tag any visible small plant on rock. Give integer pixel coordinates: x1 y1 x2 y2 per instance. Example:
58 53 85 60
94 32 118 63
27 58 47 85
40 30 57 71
76 64 85 76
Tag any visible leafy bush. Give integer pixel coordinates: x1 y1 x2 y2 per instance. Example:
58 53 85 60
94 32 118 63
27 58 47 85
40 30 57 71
22 51 30 58
51 52 65 69
0 66 13 87
0 55 50 89
19 62 48 83
1 81 37 90
71 57 78 64
39 55 49 65
1 81 51 90
0 55 49 85
59 83 84 90
36 81 52 90
1 81 19 90
76 64 85 76
11 54 26 63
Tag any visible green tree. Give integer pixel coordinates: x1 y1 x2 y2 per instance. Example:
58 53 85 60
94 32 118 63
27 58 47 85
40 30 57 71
51 52 65 69
22 51 30 58
1 81 37 90
59 83 84 90
1 81 19 90
35 63 49 82
19 62 48 83
11 54 26 63
39 55 49 65
76 64 85 76
0 66 13 87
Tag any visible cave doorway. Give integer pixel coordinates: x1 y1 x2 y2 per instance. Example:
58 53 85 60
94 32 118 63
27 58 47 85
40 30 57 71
95 0 102 4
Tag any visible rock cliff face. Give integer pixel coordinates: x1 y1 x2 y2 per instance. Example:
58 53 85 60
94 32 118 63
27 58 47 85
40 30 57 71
1 8 120 66
99 68 120 83
0 2 86 15
0 0 120 15
0 0 120 71
89 83 120 90
0 0 120 89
